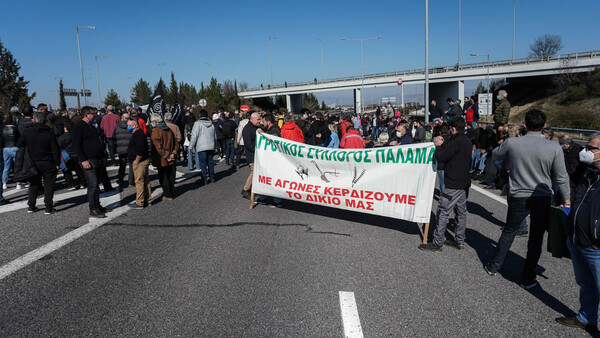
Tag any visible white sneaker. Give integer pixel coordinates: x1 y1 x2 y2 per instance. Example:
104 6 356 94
15 184 23 190
2 183 7 190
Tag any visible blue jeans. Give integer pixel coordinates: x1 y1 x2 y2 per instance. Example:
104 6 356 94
371 126 379 139
0 155 3 201
225 138 235 165
82 158 103 211
567 239 600 326
106 138 116 164
3 146 18 183
488 195 551 283
187 148 200 170
197 150 215 183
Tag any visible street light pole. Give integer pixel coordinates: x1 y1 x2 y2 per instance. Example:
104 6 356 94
95 56 107 107
458 0 461 68
317 38 324 81
341 36 383 114
512 0 516 61
76 25 96 107
269 37 278 87
425 0 430 124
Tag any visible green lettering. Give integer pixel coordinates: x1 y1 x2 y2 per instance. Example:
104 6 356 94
364 150 372 163
386 149 398 163
353 151 363 163
405 148 414 163
415 148 427 164
307 148 314 159
428 147 435 164
298 146 305 158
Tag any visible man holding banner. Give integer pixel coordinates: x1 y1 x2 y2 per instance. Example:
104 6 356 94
241 112 261 200
419 117 472 253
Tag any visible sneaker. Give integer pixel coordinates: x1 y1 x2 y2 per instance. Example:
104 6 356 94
2 183 7 190
484 264 497 276
89 209 106 218
444 240 465 250
556 316 599 334
129 204 146 209
256 199 268 206
516 230 529 237
0 199 11 206
520 279 539 290
68 186 78 191
241 190 251 200
27 206 39 214
418 243 443 253
15 184 23 190
98 205 109 213
44 209 57 215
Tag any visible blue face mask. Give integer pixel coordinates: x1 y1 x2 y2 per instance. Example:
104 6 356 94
127 126 134 133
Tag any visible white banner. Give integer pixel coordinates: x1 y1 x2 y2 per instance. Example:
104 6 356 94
252 133 437 223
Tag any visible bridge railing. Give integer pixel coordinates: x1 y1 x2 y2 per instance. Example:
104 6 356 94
243 50 600 92
478 121 599 139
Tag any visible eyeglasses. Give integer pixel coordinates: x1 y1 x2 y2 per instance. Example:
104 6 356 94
586 145 600 151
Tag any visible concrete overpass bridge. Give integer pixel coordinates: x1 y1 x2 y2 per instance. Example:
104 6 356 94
239 50 600 114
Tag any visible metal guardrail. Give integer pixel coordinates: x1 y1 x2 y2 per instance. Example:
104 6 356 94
243 50 600 92
477 121 599 139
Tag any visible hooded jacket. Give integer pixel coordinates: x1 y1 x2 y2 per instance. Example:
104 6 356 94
567 167 600 248
280 122 304 143
189 118 217 153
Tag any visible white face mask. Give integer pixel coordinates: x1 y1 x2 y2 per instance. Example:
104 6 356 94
579 148 600 164
396 131 402 138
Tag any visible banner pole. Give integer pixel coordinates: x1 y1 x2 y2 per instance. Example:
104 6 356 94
249 191 255 209
423 223 430 244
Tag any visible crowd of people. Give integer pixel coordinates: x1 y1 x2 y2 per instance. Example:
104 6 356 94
0 90 599 334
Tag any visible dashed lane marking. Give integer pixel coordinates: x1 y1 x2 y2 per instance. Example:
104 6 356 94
339 291 364 338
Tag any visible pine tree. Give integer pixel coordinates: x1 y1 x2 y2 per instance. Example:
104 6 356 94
474 82 487 95
0 39 35 113
130 78 152 105
104 89 122 108
168 72 179 104
59 79 67 110
302 93 319 112
321 101 328 110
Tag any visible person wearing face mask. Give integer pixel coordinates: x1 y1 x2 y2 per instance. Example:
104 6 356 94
112 113 134 190
556 133 600 334
493 90 510 130
484 109 571 290
386 123 414 146
127 119 150 208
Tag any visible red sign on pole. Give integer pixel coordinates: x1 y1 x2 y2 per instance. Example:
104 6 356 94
240 105 250 113
397 78 403 85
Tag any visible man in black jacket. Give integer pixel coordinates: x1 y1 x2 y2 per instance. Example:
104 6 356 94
556 133 600 334
241 112 261 199
419 117 472 252
18 112 60 214
71 106 109 218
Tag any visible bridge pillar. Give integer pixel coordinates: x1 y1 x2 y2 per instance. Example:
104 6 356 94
286 94 303 114
429 80 465 111
354 88 362 114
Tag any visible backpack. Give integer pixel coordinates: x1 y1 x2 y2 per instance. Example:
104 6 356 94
424 130 432 142
221 120 234 138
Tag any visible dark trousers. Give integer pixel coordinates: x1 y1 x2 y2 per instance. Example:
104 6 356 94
225 138 235 165
82 158 104 211
100 158 113 191
234 144 244 166
217 139 225 158
63 157 86 188
198 150 215 183
117 153 134 185
106 138 116 164
489 195 551 283
157 164 175 198
28 161 58 210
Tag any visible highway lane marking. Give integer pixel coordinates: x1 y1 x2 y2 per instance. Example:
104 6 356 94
339 291 364 338
0 187 164 281
470 185 508 206
0 188 89 214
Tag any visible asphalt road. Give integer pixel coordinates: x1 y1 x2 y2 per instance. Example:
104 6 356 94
0 159 591 337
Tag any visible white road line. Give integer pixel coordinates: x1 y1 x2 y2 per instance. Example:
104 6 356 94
0 188 88 214
470 185 508 206
339 291 364 338
0 187 164 281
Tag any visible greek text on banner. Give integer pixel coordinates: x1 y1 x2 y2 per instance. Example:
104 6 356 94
252 133 437 223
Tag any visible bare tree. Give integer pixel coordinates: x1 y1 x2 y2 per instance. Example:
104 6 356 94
529 34 562 58
238 81 249 92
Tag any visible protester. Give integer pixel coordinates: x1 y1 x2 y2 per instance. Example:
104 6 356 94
493 90 510 130
2 112 23 190
99 105 121 165
241 112 261 199
340 126 364 149
127 119 150 208
325 123 340 148
150 114 177 200
484 109 570 290
558 135 587 195
280 115 304 143
419 117 471 252
306 112 330 146
429 100 443 122
57 124 86 190
71 106 110 218
386 124 413 146
256 114 283 207
112 113 133 189
189 109 217 185
557 133 600 334
446 97 462 120
18 112 60 214
235 112 249 169
220 112 237 166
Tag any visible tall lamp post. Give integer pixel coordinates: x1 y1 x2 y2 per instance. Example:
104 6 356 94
341 35 383 114
95 55 107 107
268 37 278 87
458 0 461 68
512 0 516 61
470 53 490 119
425 0 430 124
76 25 96 106
316 38 324 81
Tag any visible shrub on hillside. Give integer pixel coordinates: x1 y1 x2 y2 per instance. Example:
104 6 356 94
563 85 588 104
548 106 600 130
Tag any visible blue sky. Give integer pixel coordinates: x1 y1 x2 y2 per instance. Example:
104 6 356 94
1 0 599 108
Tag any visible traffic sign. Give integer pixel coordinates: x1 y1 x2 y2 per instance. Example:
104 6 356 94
240 105 250 113
199 99 207 107
397 78 403 85
478 93 492 115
